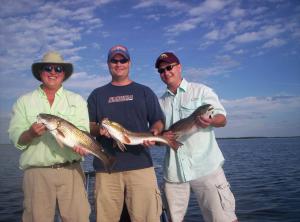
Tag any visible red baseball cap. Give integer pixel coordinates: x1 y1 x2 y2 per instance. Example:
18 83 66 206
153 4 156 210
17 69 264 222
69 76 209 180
155 52 180 68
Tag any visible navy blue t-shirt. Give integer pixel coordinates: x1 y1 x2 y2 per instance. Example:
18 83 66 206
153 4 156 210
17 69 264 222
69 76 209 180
87 82 164 172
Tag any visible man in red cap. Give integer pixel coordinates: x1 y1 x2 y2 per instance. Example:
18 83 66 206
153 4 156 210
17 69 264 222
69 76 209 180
88 45 164 222
155 52 238 222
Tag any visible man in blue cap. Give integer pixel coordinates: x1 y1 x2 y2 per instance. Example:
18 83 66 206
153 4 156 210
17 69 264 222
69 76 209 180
88 45 164 222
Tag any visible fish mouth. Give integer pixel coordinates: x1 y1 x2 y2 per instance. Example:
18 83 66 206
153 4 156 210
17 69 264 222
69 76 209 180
101 118 110 126
36 115 42 124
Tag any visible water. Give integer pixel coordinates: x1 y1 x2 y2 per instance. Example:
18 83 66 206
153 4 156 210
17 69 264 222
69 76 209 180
1 137 300 222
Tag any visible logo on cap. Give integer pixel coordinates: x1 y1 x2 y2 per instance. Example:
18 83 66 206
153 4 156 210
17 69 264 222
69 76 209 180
111 45 127 52
160 53 168 58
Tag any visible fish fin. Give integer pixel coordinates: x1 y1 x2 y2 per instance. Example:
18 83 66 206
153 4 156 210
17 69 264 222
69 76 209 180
106 156 116 174
173 133 181 140
55 137 65 148
57 129 65 138
123 133 131 144
116 140 127 151
163 136 183 152
93 147 116 174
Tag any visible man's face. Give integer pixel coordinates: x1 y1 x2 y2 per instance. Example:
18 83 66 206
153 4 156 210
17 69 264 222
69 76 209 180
108 54 130 80
158 62 182 87
40 64 65 90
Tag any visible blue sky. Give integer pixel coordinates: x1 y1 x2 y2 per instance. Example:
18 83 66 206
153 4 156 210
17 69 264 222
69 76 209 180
1 0 300 143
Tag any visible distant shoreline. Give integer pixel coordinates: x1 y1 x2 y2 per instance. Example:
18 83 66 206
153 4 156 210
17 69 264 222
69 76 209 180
1 136 300 145
217 136 300 140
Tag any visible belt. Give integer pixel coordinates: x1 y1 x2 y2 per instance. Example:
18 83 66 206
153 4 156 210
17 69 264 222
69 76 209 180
30 160 80 169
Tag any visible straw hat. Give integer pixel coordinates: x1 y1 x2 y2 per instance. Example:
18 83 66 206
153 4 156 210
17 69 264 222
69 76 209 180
31 51 73 81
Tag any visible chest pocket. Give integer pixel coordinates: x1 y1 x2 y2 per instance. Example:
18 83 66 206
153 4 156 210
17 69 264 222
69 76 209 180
179 100 202 119
55 97 78 122
56 105 77 123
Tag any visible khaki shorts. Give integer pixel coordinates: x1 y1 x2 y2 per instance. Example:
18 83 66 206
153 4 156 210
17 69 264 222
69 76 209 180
164 167 237 222
22 162 90 222
95 167 162 222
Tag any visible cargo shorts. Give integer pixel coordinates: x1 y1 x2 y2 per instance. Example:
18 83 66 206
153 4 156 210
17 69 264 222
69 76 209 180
164 167 237 222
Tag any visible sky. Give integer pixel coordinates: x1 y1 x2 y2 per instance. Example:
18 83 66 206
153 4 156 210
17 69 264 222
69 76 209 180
0 0 300 143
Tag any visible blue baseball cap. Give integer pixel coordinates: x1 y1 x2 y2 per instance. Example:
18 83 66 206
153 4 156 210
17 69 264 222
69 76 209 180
107 45 130 62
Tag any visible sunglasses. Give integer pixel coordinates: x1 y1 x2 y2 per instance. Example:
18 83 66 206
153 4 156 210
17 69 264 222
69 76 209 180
110 58 129 64
158 63 178 74
42 65 64 73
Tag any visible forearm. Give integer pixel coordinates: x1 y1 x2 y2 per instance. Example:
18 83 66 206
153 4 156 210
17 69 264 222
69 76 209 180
89 122 100 137
18 129 35 146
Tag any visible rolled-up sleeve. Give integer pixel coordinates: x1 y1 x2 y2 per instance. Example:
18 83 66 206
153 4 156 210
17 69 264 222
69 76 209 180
72 95 90 133
202 87 226 117
8 98 29 150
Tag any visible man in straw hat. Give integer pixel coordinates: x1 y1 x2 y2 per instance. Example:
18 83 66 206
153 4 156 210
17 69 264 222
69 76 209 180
8 51 90 222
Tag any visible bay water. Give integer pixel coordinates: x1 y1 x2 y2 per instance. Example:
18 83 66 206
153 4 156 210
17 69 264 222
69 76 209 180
1 137 300 222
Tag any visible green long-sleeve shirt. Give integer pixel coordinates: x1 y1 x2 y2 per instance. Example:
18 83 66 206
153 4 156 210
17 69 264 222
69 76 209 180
8 86 89 170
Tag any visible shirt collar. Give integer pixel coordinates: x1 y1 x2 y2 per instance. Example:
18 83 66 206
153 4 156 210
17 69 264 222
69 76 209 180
165 78 188 95
38 85 64 97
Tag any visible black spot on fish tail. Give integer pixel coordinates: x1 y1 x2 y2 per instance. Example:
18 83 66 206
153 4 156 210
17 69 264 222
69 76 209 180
164 136 183 151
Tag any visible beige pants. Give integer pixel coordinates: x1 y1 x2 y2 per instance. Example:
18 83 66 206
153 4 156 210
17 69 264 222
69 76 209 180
22 163 91 222
164 167 237 222
95 167 162 222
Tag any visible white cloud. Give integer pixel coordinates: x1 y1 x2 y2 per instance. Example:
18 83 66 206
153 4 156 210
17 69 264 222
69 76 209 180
205 29 220 40
189 0 230 16
230 7 246 17
165 17 202 35
184 55 239 80
262 38 286 48
232 24 284 44
218 95 300 137
133 0 156 9
145 14 161 21
133 0 188 10
65 72 111 91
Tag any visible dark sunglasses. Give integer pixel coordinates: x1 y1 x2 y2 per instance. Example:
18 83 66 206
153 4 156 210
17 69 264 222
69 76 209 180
158 63 178 74
42 65 64 73
110 58 129 64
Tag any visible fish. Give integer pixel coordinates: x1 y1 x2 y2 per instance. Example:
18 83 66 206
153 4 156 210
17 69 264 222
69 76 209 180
168 104 214 138
37 113 115 173
101 118 182 151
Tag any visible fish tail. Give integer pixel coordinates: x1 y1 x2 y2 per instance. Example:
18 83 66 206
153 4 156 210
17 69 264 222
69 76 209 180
105 156 116 174
164 137 183 151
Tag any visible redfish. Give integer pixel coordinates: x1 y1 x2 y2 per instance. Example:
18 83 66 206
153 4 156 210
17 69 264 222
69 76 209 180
101 118 182 151
37 113 115 173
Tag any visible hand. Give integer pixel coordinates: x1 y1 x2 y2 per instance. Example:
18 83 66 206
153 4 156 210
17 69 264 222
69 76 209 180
74 145 89 156
162 130 176 139
29 122 47 138
99 126 111 138
196 115 213 128
143 129 159 147
143 140 156 147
